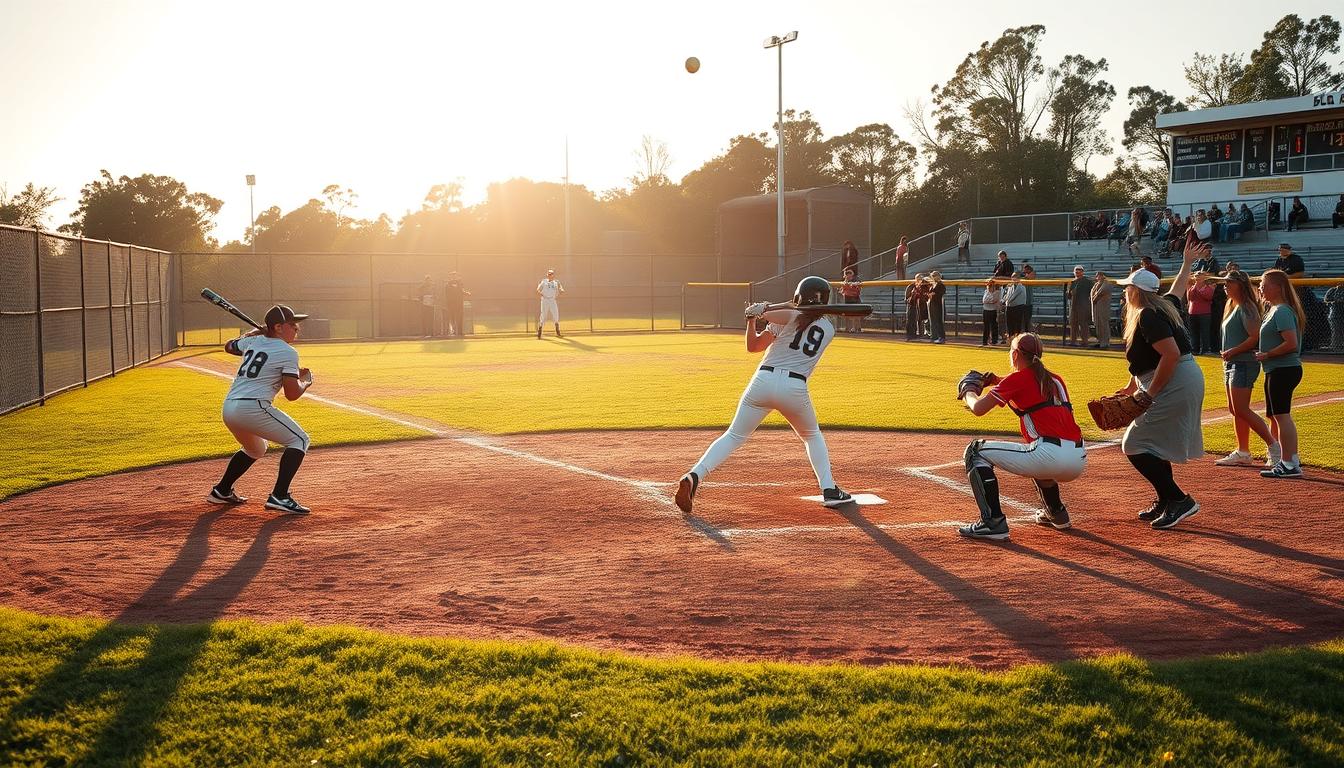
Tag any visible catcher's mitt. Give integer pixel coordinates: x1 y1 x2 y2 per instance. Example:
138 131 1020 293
1087 390 1154 430
956 370 1000 400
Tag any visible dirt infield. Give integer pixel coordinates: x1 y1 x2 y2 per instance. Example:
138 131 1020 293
3 430 1343 669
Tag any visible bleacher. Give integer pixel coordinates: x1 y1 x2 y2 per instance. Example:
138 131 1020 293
859 225 1344 344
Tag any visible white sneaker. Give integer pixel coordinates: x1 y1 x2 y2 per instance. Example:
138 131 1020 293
1215 450 1254 467
1266 443 1283 468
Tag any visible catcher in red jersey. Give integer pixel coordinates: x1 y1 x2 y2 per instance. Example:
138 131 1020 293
955 332 1087 541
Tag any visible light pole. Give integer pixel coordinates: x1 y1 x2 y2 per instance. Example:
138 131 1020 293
763 30 797 276
245 174 256 254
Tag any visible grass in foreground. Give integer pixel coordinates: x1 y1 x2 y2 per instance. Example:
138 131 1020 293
0 366 427 500
0 608 1340 767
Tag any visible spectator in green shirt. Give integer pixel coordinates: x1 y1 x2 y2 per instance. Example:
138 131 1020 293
1255 269 1307 478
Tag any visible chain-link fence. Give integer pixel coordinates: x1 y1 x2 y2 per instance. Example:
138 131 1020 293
176 252 723 343
682 276 1344 356
0 224 175 415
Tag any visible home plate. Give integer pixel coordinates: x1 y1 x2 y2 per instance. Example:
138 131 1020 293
800 493 887 506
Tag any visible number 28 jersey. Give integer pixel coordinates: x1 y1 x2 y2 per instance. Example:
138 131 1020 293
225 335 301 401
761 314 835 378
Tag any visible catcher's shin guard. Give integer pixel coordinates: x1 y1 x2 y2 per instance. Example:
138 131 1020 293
964 441 1003 522
1033 479 1065 514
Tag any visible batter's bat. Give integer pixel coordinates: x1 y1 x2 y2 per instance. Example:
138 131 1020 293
756 302 874 325
200 287 262 330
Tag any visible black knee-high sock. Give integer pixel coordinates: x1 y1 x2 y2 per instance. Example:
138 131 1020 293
273 448 305 497
216 451 257 492
1127 452 1184 501
1035 479 1064 511
973 466 1003 519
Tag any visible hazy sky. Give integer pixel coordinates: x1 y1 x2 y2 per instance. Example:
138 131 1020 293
3 0 1340 243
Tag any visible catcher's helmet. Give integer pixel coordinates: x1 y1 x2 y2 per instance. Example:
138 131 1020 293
794 275 831 306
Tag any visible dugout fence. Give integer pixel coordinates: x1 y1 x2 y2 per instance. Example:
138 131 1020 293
0 224 174 416
174 251 723 343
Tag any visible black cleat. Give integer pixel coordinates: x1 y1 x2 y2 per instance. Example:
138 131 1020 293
958 516 1010 541
822 487 854 508
1151 496 1198 530
265 494 311 515
675 472 699 513
1034 506 1071 530
207 486 247 505
1137 499 1166 522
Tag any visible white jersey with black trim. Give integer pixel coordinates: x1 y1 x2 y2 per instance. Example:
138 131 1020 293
225 335 301 401
537 279 563 299
759 314 835 378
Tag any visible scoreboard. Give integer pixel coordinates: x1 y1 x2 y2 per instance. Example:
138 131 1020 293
1172 120 1344 182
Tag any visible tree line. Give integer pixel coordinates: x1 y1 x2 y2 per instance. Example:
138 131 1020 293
3 14 1339 256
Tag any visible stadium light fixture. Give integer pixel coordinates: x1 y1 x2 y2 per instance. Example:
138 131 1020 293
763 31 798 275
246 174 256 255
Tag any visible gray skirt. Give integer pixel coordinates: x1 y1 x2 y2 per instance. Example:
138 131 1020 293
1122 354 1205 463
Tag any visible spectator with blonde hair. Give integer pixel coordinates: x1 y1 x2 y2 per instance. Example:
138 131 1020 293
1256 269 1307 478
1214 269 1279 467
1113 242 1205 530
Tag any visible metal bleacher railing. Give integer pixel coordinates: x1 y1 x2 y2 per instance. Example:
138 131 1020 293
0 224 174 416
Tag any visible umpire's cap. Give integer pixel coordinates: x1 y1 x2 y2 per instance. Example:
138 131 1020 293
265 304 309 328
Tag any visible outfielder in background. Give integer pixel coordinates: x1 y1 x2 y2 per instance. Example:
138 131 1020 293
675 276 853 513
207 304 315 515
537 268 564 338
955 332 1086 540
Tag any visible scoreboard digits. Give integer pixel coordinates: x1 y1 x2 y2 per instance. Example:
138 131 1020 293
1176 120 1344 182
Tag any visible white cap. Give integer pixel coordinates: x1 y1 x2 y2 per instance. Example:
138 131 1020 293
1116 269 1161 293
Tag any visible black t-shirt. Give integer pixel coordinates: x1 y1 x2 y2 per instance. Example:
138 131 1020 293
1274 252 1305 276
992 259 1014 278
445 280 464 303
1126 295 1191 376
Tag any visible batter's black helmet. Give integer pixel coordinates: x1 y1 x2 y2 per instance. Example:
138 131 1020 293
794 275 831 306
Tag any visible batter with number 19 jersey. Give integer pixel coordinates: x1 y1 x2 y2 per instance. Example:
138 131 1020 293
675 276 852 513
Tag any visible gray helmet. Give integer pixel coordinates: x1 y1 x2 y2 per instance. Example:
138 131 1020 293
794 275 831 306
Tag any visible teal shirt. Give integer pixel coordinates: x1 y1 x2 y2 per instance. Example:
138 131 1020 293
1220 306 1257 362
1259 303 1301 372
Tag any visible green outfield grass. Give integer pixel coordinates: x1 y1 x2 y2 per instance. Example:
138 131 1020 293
0 366 427 500
1 608 1340 767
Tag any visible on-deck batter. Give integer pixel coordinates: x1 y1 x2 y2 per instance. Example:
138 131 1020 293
675 276 853 513
207 304 315 515
536 268 564 338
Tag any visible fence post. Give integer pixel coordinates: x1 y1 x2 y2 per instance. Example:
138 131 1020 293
107 242 115 374
144 248 152 359
78 238 87 387
649 254 655 332
368 253 376 339
126 249 135 366
953 285 960 339
33 228 45 405
1061 284 1068 345
588 255 594 334
680 283 685 330
889 286 896 334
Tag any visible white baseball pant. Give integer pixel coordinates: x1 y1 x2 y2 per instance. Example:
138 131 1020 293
966 438 1086 481
222 398 310 459
539 298 560 324
691 367 835 490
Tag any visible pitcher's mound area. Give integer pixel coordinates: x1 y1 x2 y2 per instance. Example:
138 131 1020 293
3 430 1342 669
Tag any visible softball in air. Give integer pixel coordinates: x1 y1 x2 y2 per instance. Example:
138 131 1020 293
685 57 700 74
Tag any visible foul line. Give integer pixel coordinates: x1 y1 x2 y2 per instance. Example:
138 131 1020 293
173 361 740 540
